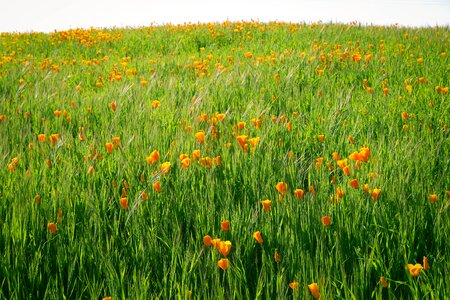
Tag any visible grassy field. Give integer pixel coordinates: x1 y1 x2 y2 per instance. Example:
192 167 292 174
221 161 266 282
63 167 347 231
0 21 449 299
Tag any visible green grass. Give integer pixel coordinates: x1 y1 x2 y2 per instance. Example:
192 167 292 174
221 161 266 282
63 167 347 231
1 21 449 299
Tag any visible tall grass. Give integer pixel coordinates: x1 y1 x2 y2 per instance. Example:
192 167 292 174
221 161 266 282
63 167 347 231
1 21 449 299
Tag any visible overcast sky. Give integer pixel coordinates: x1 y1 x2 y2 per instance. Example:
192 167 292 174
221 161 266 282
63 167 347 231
1 0 449 33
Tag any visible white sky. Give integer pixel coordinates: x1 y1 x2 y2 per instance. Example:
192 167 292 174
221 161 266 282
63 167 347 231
1 0 449 33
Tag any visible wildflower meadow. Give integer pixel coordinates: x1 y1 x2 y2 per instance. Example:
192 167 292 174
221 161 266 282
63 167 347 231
0 21 449 299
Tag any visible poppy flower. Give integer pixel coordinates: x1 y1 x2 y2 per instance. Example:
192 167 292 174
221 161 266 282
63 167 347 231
349 151 360 161
349 179 359 189
253 231 263 244
336 187 344 198
203 235 212 247
289 282 300 290
141 191 149 201
146 150 160 164
380 276 388 288
112 137 120 149
407 263 423 277
321 216 331 227
160 162 171 174
217 258 229 270
337 159 348 170
429 194 437 203
105 142 113 154
318 135 325 142
423 256 430 270
251 118 261 128
276 182 288 195
35 195 41 204
260 199 271 212
48 222 57 235
236 135 248 149
309 185 316 194
216 113 225 121
181 157 191 169
120 197 128 209
348 135 355 144
38 134 46 143
151 100 160 108
371 188 381 201
218 241 232 257
293 189 305 200
179 153 189 161
308 283 320 299
332 152 340 161
274 250 280 263
111 101 116 111
221 220 230 232
195 131 205 143
153 181 161 193
192 149 201 160
248 137 260 148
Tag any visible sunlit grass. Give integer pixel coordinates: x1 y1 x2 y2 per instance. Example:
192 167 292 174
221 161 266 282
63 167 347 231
0 21 449 299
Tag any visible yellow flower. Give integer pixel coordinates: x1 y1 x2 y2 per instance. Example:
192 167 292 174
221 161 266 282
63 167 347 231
321 216 331 227
406 263 423 277
218 241 232 257
289 281 300 290
253 231 263 244
152 100 160 108
217 258 229 270
371 188 381 201
429 194 437 203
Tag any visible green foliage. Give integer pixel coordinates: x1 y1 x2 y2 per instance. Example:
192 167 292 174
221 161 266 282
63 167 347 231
0 21 449 299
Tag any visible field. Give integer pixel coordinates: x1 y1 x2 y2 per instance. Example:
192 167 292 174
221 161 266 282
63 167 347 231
0 21 449 299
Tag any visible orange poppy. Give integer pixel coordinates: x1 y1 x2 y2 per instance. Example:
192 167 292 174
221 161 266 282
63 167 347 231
112 137 120 149
274 250 280 263
276 182 288 195
236 135 248 148
293 189 304 200
321 216 331 227
120 197 128 209
221 220 230 232
160 162 171 174
105 142 113 154
181 157 191 169
48 222 57 235
253 231 263 244
151 100 160 108
371 188 381 201
349 179 359 189
38 134 46 143
289 282 300 290
217 258 229 270
308 283 320 299
218 241 232 257
318 135 325 142
153 181 161 193
203 235 212 247
141 191 149 201
380 276 388 288
260 200 271 212
192 149 201 160
195 131 205 143
146 150 160 164
406 263 422 277
429 194 437 203
423 256 430 270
